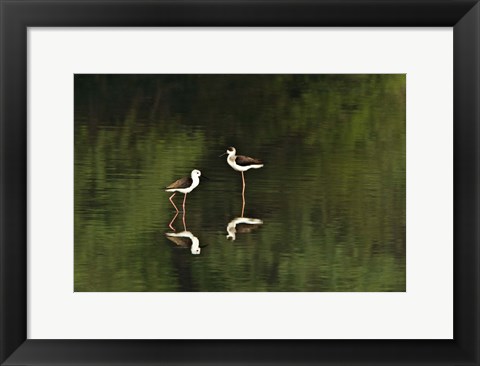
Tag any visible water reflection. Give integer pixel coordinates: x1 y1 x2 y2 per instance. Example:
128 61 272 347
166 211 203 255
226 217 264 241
168 210 185 232
165 231 202 255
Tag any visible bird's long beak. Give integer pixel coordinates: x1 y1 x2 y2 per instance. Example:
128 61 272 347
202 175 210 180
219 152 227 157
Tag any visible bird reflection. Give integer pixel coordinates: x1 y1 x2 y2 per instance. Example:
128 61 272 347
166 209 205 255
165 231 202 255
226 217 263 241
168 210 186 232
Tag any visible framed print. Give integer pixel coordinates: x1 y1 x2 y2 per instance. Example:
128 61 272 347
29 29 450 341
1 0 479 365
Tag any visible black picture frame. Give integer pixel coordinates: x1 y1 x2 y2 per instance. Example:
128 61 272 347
1 1 479 365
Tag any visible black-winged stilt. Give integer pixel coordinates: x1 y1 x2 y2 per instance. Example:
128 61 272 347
220 147 263 207
165 169 204 212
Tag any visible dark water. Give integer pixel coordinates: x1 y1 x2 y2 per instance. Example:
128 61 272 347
74 74 406 292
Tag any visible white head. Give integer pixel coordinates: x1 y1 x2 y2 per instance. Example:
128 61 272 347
191 169 201 179
226 147 236 156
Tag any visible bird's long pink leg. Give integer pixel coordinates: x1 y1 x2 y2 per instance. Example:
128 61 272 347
168 211 179 231
182 210 187 231
182 193 188 212
169 193 179 212
241 171 246 210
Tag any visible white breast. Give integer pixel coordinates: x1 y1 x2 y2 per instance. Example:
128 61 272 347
227 156 240 170
185 176 200 193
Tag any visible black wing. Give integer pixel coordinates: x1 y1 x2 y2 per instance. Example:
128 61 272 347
235 155 262 166
166 176 193 189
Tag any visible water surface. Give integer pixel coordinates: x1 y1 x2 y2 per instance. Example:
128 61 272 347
74 74 406 292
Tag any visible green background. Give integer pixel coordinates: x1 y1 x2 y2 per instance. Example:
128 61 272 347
74 74 406 292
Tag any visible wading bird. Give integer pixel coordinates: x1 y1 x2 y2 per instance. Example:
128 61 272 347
165 169 204 212
220 147 263 205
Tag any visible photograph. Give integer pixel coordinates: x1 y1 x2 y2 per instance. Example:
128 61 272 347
74 74 406 292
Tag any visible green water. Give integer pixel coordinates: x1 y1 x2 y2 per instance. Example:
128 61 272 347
74 74 406 292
